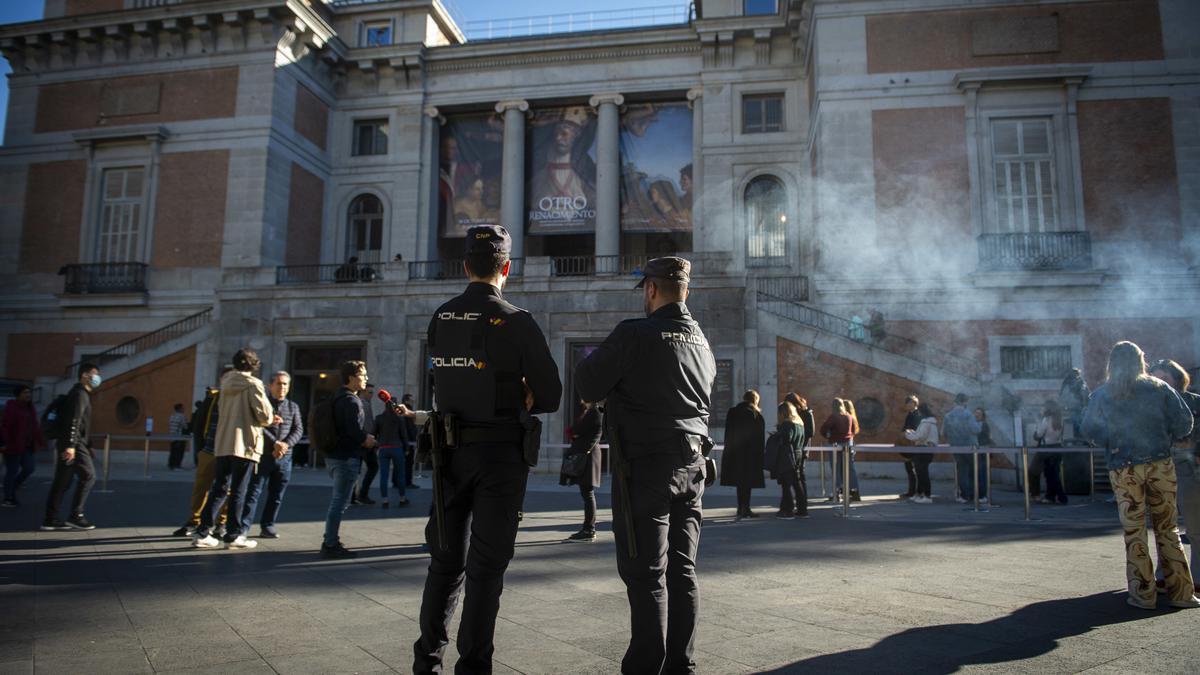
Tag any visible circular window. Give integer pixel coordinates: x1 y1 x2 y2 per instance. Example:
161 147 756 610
854 397 886 433
116 396 141 427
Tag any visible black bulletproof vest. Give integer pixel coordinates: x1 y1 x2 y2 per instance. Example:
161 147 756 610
429 307 523 424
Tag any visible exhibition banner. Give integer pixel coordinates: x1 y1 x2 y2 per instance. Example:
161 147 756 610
526 106 598 234
439 113 503 238
619 102 693 232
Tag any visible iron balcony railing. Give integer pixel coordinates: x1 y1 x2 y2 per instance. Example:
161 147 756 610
61 263 148 294
754 276 810 302
756 292 981 379
461 4 692 41
977 232 1093 271
276 263 386 285
550 255 652 277
63 307 213 379
409 258 524 281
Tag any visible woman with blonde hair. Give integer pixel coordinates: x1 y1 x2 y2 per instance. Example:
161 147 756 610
1082 341 1197 609
771 401 808 519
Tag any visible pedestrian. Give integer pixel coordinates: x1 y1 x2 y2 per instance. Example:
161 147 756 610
352 385 380 505
319 360 378 559
721 390 765 520
374 403 409 508
944 393 985 504
1081 341 1197 609
772 400 808 519
411 225 562 673
904 402 939 503
1148 359 1200 594
1060 368 1090 440
41 363 101 531
560 400 603 541
897 395 922 499
821 399 860 502
576 255 715 675
242 371 303 539
172 371 232 538
2 385 46 507
1033 399 1067 505
191 349 275 550
975 408 992 446
167 403 187 470
784 393 816 449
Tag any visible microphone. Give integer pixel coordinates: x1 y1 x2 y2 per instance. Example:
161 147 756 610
378 389 406 416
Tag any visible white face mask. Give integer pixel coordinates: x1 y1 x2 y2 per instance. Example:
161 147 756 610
88 374 102 388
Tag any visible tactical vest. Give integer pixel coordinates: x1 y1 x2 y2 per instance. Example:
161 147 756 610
429 308 524 424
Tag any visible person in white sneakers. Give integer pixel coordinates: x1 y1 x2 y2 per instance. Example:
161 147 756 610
904 402 939 504
193 349 277 551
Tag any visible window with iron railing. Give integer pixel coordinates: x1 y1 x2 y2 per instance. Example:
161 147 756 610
347 194 384 263
1000 345 1073 380
97 167 147 264
991 118 1058 233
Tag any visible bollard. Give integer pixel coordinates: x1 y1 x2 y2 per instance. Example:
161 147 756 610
99 434 113 493
1089 450 1096 504
842 443 851 517
1021 446 1031 521
143 436 151 479
985 450 992 505
972 448 980 512
819 449 826 498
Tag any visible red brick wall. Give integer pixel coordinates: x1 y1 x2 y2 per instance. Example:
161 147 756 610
63 0 123 15
152 150 229 269
286 163 325 265
293 84 329 151
35 68 239 133
867 0 1164 74
90 346 197 441
20 160 86 274
1078 98 1180 246
873 107 971 252
6 331 143 382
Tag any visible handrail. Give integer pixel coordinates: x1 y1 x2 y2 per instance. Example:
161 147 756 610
276 263 385 285
757 292 981 379
549 254 652 277
63 308 213 378
977 232 1093 271
60 262 148 295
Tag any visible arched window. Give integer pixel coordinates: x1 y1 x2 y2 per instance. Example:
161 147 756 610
347 194 384 263
745 175 787 263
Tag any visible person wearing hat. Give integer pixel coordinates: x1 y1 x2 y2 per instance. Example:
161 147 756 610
412 224 562 674
575 256 716 675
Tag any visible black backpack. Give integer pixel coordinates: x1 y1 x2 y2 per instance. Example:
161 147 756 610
308 398 337 455
40 394 69 438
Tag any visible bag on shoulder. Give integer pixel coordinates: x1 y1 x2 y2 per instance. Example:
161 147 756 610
40 394 69 438
560 450 589 478
308 399 337 455
763 430 789 473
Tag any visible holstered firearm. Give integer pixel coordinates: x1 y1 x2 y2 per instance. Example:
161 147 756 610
419 412 457 552
605 405 638 559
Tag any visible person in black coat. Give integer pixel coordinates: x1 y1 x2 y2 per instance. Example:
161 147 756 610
560 400 604 541
721 390 765 520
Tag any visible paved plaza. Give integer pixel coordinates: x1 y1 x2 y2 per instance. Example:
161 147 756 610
3 456 1199 674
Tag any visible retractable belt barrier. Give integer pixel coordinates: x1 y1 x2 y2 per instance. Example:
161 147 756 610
90 434 195 487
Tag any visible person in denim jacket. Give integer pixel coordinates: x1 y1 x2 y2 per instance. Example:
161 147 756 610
943 393 984 504
1082 341 1196 610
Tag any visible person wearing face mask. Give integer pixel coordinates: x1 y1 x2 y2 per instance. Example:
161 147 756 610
41 363 102 531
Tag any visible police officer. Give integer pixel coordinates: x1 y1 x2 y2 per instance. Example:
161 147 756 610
575 257 716 675
412 224 562 674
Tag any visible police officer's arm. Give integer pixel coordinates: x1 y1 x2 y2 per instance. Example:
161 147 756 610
575 322 636 404
520 314 563 414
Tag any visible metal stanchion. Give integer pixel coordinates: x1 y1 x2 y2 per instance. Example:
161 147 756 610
819 449 826 497
985 450 992 504
952 458 959 502
1089 450 1096 503
1021 446 1031 521
96 434 113 493
143 435 151 479
841 444 851 517
971 448 980 512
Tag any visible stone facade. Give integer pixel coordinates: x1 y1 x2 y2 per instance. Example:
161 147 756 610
0 0 1197 453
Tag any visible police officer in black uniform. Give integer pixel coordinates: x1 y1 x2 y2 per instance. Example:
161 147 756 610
575 257 716 675
412 225 562 674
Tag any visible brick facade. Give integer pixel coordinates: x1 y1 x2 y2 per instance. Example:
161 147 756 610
19 160 86 274
63 0 124 16
293 84 329 151
6 331 144 382
285 163 325 265
152 150 230 269
89 346 197 440
35 68 239 133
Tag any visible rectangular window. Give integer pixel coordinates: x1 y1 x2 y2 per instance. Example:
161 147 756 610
362 20 393 47
999 345 1073 380
743 94 784 134
991 118 1058 232
352 119 389 156
744 0 778 16
97 167 146 263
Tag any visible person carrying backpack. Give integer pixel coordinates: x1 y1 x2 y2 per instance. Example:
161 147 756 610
171 367 233 537
41 363 101 531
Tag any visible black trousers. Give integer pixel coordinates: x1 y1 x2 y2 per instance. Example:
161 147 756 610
900 453 917 495
779 460 807 515
1042 450 1067 503
45 445 95 521
914 455 933 497
406 442 417 485
580 485 597 530
613 450 705 675
414 444 528 674
199 455 256 541
735 485 752 514
359 450 379 498
168 440 187 469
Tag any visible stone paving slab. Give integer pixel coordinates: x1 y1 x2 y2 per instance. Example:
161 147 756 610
1 471 1198 674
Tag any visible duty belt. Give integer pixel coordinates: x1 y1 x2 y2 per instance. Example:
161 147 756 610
457 426 524 446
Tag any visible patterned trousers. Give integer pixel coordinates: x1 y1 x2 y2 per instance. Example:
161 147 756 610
1110 458 1195 604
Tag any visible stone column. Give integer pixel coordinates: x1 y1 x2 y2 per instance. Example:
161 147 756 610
496 100 529 259
590 93 624 261
687 86 704 247
418 106 443 263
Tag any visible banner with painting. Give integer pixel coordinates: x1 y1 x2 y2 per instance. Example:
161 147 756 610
526 106 599 234
439 113 503 238
619 102 693 232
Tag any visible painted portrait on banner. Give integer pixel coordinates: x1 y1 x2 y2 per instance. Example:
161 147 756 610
439 113 503 238
526 106 598 234
619 102 693 232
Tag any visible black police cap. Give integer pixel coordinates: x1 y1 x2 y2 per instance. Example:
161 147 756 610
634 256 691 289
465 225 512 255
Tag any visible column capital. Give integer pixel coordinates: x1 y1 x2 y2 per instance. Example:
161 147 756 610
686 86 703 102
422 105 444 125
494 99 529 114
589 93 624 108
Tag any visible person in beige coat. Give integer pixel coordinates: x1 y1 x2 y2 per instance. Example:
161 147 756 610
192 349 277 550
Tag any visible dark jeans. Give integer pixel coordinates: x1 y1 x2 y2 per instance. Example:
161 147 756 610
45 446 95 521
414 444 529 674
358 450 379 499
612 450 705 675
581 484 597 530
168 440 187 469
406 442 416 485
199 455 256 541
1042 449 1067 503
954 452 988 500
900 454 917 495
324 457 361 547
779 460 807 516
378 446 407 501
4 450 36 500
736 485 752 514
913 455 933 497
243 452 293 534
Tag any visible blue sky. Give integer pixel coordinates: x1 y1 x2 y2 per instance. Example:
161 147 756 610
0 0 683 138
